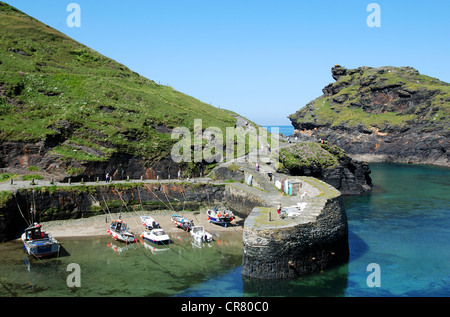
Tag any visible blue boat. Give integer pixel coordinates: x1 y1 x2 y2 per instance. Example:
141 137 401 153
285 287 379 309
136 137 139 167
21 223 60 258
207 207 234 227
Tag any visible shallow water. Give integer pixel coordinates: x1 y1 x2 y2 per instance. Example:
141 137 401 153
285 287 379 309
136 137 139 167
1 163 449 297
0 231 243 297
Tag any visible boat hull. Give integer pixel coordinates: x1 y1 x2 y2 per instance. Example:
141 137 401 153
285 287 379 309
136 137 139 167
21 235 60 258
141 229 171 245
143 236 171 245
206 209 234 227
107 229 136 243
208 217 232 227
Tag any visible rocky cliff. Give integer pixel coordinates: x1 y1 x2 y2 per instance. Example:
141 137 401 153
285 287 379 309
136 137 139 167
288 66 450 166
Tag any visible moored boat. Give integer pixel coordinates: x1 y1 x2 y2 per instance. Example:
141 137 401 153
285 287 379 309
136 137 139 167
21 223 60 258
206 207 234 227
140 215 161 230
107 218 137 244
171 214 194 232
140 228 171 245
190 226 213 242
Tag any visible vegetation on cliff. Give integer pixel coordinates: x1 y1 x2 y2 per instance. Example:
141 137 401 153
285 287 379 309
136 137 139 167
278 141 372 194
288 65 449 166
289 65 449 135
279 142 346 171
0 2 236 167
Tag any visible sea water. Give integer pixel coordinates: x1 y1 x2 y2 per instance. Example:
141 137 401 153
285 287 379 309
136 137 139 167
0 163 449 297
263 125 295 136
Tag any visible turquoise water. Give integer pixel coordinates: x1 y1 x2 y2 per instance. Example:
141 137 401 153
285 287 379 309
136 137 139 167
0 163 449 297
181 163 450 297
343 163 450 297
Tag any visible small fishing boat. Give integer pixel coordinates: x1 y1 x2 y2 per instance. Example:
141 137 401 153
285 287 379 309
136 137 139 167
140 215 161 230
190 226 213 242
140 228 171 245
171 214 194 232
206 207 234 227
107 218 137 244
21 222 60 258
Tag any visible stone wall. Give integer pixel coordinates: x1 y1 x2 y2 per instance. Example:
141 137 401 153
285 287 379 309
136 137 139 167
223 184 272 218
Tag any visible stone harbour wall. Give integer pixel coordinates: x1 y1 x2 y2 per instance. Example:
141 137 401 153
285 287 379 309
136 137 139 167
241 177 349 280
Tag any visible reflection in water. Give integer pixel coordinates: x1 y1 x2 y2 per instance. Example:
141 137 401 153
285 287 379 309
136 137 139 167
0 232 243 297
242 264 349 297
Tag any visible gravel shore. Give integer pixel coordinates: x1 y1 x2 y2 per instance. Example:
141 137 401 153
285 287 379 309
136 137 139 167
40 210 244 239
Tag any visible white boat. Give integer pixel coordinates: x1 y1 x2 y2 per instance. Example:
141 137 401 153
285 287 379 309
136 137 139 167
140 228 171 245
190 226 213 242
21 222 60 258
140 215 161 230
107 218 137 244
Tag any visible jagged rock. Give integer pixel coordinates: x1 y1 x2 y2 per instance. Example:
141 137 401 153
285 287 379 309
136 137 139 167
289 66 450 167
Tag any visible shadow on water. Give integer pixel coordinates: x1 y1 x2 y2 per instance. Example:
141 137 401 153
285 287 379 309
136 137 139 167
242 263 349 297
348 229 369 262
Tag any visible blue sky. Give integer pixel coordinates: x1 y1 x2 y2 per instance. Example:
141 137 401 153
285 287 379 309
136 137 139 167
5 0 450 126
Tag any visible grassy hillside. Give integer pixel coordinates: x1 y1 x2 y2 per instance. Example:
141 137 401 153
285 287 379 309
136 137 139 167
0 2 236 164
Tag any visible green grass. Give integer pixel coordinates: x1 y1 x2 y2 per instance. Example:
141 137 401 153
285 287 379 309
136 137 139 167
0 172 17 182
280 142 344 170
22 174 43 181
0 2 237 164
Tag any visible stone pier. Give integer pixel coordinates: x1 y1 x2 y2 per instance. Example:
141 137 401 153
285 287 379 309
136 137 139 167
239 172 349 279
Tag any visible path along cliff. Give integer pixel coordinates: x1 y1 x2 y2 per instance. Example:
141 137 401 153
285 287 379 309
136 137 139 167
211 120 349 279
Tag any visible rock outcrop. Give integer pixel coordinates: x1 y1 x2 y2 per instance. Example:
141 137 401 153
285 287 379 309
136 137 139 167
279 141 372 194
288 66 450 167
